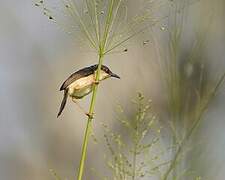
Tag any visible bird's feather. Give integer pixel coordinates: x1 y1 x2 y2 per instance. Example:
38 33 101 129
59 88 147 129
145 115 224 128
60 65 98 91
57 90 69 117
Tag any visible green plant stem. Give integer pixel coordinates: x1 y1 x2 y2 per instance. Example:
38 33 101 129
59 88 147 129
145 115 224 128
77 52 104 180
163 106 212 180
132 145 137 180
163 73 225 180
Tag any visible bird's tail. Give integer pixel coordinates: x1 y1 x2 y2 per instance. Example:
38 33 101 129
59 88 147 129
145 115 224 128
57 90 68 118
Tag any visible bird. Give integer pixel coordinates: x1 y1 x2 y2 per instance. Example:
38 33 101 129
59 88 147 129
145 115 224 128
57 64 120 118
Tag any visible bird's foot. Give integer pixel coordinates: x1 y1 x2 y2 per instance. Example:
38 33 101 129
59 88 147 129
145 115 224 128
93 80 100 85
86 112 94 119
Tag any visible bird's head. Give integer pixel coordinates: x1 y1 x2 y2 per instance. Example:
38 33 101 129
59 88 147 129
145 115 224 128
99 65 120 80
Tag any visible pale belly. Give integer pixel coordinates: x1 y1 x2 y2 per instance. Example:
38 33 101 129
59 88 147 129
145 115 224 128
67 71 109 99
68 75 94 99
69 85 93 99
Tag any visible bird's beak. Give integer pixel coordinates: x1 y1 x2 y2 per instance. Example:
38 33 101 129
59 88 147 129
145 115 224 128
110 72 120 79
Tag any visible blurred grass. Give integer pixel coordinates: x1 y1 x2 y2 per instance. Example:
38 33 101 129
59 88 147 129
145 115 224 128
94 93 172 179
152 0 225 179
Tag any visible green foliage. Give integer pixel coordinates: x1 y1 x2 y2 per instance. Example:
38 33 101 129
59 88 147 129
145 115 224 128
152 0 225 179
99 93 172 180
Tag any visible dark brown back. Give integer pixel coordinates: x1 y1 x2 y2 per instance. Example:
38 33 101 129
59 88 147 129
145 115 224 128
59 64 99 91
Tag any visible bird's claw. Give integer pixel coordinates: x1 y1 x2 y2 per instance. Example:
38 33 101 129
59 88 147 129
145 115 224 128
93 80 99 85
86 112 94 119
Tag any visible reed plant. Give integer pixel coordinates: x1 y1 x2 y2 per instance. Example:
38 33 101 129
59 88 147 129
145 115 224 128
35 0 162 179
151 0 225 179
96 93 174 180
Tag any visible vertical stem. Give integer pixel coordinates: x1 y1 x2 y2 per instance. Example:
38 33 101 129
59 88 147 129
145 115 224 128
77 52 104 180
132 108 140 180
132 145 137 180
77 118 92 180
163 73 225 180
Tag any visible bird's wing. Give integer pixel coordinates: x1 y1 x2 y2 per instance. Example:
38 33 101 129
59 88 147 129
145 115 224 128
59 65 98 91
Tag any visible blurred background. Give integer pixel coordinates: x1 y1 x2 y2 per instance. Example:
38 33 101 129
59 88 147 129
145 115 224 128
0 0 224 179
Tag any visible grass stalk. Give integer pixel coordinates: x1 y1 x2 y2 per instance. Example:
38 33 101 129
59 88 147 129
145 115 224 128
37 1 163 179
162 73 225 180
77 51 104 180
131 144 137 180
77 1 120 178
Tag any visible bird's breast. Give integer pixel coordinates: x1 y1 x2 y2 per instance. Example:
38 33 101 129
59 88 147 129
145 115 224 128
67 71 109 99
68 75 95 98
70 86 93 99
